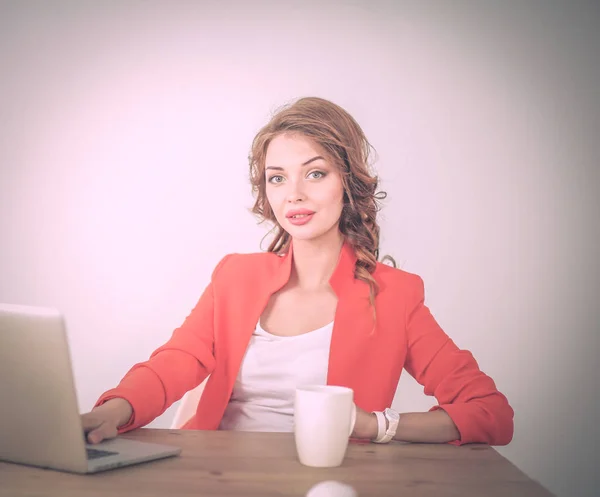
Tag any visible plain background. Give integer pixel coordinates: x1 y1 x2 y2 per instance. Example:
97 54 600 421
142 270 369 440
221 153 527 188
1 1 598 496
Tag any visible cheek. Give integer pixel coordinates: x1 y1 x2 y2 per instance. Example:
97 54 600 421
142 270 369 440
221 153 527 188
332 183 345 212
265 187 282 215
317 186 344 221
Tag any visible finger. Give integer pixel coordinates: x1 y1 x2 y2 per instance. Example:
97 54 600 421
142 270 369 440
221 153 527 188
81 413 101 432
87 429 105 444
87 421 117 444
86 429 99 444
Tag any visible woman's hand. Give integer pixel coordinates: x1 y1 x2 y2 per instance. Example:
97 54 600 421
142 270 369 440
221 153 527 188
81 398 133 444
351 404 378 440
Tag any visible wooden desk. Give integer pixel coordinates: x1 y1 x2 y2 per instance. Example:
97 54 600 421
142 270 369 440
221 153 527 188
0 429 552 497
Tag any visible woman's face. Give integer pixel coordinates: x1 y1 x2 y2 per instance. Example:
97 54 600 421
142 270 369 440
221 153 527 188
265 133 344 245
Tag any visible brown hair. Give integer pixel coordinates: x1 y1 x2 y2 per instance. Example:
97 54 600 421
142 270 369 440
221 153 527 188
249 97 393 302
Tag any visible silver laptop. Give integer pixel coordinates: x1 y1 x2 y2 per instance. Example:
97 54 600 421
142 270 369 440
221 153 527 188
0 303 182 473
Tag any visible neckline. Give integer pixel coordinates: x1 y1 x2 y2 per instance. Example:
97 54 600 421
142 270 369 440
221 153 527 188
256 320 334 340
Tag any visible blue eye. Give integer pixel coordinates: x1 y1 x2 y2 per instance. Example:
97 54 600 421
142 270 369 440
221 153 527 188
268 175 284 184
308 171 325 179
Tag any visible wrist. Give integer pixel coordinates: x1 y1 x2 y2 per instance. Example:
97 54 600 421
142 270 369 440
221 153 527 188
372 408 400 443
368 413 379 440
97 398 133 427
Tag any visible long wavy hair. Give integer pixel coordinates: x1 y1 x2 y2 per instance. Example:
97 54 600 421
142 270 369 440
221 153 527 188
249 97 393 302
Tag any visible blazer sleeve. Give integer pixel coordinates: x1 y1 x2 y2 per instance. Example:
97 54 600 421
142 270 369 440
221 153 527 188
95 255 230 432
403 275 514 446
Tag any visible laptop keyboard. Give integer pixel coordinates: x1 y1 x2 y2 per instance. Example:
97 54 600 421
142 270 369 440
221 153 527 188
86 448 119 460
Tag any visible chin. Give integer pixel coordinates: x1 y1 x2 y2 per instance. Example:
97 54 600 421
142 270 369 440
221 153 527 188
286 225 340 244
286 229 322 241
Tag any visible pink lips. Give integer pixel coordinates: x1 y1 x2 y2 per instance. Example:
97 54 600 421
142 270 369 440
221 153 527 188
286 208 316 226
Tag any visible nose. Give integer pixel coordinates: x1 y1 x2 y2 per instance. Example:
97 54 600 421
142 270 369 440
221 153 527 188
286 179 306 203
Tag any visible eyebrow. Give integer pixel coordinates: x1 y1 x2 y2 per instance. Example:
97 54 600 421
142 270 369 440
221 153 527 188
265 155 326 171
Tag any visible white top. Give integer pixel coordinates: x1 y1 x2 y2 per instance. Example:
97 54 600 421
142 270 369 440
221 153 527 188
219 320 334 432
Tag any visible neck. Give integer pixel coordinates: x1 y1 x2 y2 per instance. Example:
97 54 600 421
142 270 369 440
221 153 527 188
289 231 344 291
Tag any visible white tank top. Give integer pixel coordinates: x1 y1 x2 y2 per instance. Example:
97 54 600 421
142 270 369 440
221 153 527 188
219 320 334 432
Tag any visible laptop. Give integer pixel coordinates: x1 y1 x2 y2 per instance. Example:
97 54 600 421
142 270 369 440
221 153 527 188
0 303 182 473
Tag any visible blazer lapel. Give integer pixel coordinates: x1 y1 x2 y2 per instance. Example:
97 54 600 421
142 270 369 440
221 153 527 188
327 243 375 388
224 249 293 393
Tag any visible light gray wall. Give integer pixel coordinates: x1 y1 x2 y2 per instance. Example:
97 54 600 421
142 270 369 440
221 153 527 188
1 1 598 496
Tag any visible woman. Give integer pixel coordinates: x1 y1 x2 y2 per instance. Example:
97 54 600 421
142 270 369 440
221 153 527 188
83 97 514 446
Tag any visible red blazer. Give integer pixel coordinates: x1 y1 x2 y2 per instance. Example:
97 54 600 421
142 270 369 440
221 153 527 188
98 243 514 445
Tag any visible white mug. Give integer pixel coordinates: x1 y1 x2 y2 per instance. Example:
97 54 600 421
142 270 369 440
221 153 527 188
294 385 357 468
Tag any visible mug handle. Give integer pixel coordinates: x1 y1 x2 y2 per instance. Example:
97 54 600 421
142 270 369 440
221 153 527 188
349 402 357 436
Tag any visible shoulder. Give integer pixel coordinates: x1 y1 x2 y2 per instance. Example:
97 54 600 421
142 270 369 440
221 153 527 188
211 251 284 281
374 261 424 297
